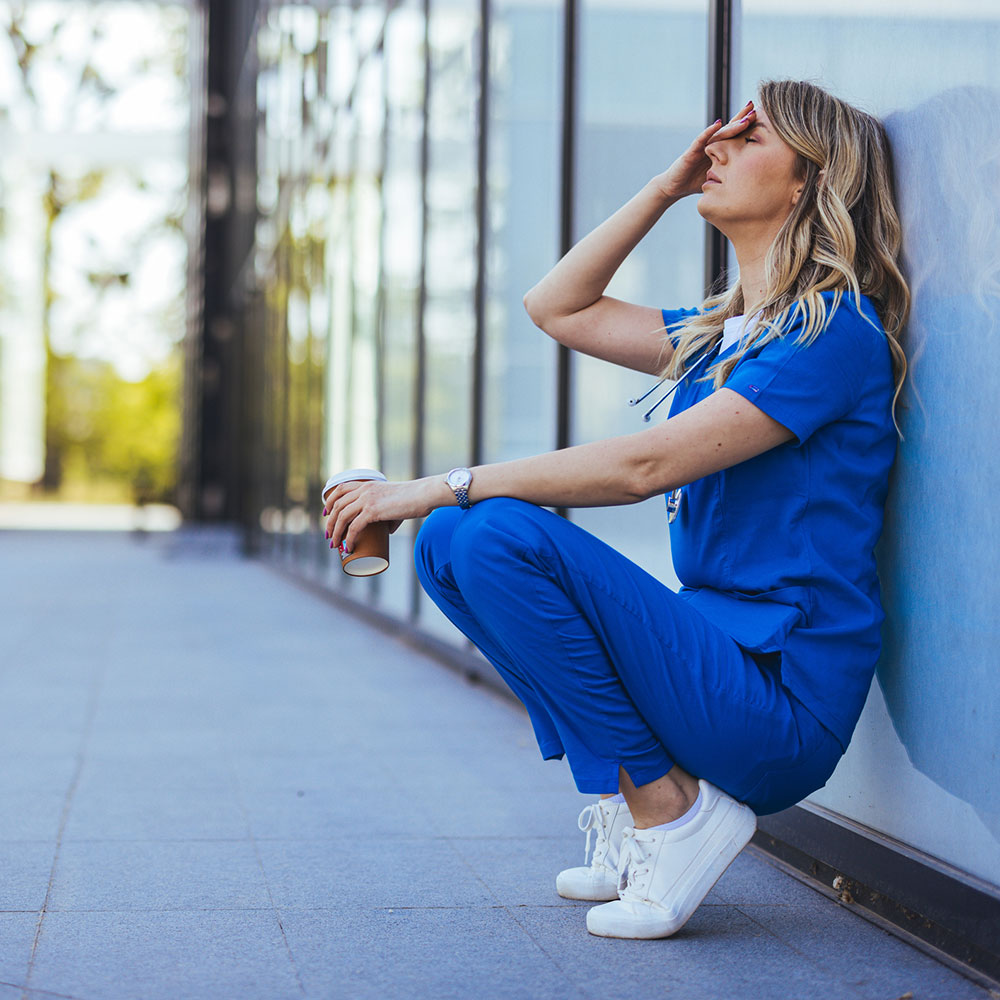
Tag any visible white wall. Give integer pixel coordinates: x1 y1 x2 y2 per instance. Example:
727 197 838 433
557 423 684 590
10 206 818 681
736 0 1000 889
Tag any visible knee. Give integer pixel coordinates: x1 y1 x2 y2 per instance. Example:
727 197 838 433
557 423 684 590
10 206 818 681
417 498 554 585
450 498 552 581
413 506 463 584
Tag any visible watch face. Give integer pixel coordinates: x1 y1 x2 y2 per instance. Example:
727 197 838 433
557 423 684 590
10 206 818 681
447 468 471 489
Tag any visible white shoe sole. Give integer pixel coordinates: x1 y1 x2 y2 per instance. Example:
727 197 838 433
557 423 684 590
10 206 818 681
586 804 756 939
556 865 620 902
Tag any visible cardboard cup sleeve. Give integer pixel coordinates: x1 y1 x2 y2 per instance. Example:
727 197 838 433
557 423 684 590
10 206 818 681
321 469 390 577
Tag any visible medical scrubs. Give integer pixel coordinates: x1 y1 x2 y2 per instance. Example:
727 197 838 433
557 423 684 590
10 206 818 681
414 291 896 814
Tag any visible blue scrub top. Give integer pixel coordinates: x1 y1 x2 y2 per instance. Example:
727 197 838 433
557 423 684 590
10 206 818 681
661 291 897 749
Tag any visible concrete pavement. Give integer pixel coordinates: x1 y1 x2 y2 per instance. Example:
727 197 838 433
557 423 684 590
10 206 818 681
0 527 991 1000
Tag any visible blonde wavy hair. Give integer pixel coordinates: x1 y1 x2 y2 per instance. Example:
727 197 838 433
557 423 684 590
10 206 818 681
665 80 910 419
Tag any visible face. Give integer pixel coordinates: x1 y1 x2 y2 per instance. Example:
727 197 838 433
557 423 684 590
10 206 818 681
697 106 804 240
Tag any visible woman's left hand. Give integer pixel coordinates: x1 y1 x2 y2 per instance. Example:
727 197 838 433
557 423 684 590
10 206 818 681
322 477 443 554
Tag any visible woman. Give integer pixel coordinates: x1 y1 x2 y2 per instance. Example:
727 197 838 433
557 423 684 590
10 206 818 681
323 80 908 940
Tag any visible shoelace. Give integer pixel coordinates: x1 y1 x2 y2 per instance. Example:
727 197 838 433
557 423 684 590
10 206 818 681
577 803 613 866
616 828 652 900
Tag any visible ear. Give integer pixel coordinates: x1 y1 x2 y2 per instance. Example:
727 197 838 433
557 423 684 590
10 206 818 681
791 167 823 207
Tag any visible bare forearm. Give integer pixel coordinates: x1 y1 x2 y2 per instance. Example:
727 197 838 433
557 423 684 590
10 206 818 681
468 436 661 510
324 389 793 554
427 390 793 514
388 440 652 528
523 178 677 327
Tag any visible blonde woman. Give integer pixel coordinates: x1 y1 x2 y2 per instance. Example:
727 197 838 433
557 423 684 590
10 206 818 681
323 80 909 939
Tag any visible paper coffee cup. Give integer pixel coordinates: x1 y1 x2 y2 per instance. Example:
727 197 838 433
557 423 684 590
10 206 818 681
322 469 390 577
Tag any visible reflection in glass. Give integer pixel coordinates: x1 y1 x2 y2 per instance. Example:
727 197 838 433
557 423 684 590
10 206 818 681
570 0 709 584
422 0 479 477
418 0 481 640
483 0 563 463
379 2 427 618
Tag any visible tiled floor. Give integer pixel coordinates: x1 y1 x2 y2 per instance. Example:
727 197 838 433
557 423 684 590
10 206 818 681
0 528 992 1000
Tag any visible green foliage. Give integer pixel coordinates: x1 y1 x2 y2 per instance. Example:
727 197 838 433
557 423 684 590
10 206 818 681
1 3 190 501
45 353 180 503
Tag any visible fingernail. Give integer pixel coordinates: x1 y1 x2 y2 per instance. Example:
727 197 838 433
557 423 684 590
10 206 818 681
322 508 328 516
713 118 722 125
739 113 753 123
329 540 335 549
325 531 330 539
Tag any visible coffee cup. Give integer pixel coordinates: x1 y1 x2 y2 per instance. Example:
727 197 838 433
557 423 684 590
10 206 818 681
321 469 390 577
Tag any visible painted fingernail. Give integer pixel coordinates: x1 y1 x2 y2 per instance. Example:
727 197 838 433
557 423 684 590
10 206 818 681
325 531 330 539
713 118 722 125
322 508 328 516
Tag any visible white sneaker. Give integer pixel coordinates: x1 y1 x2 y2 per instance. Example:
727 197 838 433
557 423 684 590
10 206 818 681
556 798 633 901
586 780 756 939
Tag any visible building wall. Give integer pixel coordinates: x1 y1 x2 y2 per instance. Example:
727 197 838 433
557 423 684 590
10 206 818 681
733 0 1000 889
237 0 1000 892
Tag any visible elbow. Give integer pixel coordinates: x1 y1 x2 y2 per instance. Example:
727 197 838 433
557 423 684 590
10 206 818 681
624 454 670 505
621 467 654 505
522 286 546 329
523 288 563 343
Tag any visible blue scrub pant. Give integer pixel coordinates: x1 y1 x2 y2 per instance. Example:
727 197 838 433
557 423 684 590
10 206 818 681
414 499 843 815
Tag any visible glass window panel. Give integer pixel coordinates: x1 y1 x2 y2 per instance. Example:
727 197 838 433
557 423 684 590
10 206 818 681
569 0 709 586
482 0 563 463
347 53 384 474
378 1 428 619
419 0 481 639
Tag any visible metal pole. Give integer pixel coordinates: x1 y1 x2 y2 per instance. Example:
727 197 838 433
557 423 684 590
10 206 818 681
555 0 578 521
704 0 732 296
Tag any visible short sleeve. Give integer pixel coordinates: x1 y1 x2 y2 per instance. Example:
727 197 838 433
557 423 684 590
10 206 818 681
723 299 887 445
661 307 699 348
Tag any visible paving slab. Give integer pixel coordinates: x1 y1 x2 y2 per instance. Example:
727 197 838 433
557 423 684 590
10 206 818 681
47 840 272 911
256 839 496 909
0 842 57 911
0 912 39 985
278 906 585 1000
0 791 67 843
26 910 303 1000
737 902 993 1000
0 528 992 1000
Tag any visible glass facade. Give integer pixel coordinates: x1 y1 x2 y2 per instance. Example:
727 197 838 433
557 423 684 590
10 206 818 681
570 0 706 586
239 0 1000 888
483 0 562 469
249 0 711 619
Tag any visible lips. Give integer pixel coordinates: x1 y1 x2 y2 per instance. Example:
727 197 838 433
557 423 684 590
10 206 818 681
704 171 721 185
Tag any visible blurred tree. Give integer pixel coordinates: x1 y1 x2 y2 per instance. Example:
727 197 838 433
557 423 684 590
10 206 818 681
46 355 180 503
0 2 189 502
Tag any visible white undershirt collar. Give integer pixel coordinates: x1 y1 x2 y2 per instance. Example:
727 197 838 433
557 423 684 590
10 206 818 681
719 313 761 354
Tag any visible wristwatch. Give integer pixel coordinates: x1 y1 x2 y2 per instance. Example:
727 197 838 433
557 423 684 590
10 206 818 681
445 467 473 510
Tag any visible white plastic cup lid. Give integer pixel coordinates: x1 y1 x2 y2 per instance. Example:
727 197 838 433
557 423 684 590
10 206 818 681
322 468 386 501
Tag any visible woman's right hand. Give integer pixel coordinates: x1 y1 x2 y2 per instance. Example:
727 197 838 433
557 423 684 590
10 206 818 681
656 100 756 200
522 103 753 374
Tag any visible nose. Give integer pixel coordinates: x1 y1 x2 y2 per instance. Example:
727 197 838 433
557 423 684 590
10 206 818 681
705 139 726 164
